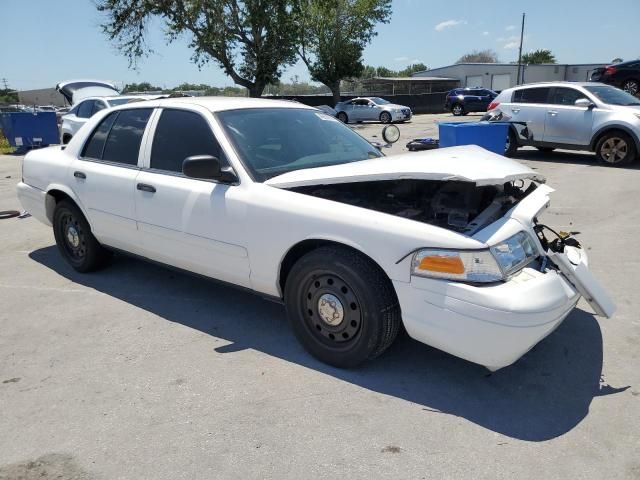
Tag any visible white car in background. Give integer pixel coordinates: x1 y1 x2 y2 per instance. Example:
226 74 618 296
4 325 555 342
335 97 412 124
489 82 640 164
56 80 156 144
17 97 614 371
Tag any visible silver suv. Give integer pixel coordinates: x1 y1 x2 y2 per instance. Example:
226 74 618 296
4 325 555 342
489 82 640 165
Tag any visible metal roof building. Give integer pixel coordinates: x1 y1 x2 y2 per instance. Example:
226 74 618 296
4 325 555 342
413 63 606 91
343 76 459 96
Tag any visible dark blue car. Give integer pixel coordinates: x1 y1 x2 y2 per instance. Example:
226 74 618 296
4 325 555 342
444 88 498 116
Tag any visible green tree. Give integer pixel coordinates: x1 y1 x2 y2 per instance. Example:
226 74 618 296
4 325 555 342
456 49 499 63
122 81 162 92
521 49 556 64
296 0 392 105
97 0 298 97
398 62 427 77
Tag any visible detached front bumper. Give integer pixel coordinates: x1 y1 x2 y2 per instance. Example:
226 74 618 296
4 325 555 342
394 258 583 371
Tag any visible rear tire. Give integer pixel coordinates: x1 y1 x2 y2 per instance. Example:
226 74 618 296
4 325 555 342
595 131 636 166
284 246 401 368
451 104 464 116
53 200 111 272
504 128 518 157
622 79 639 96
337 112 348 123
62 133 72 145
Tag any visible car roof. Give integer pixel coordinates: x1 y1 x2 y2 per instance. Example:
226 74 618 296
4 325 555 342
507 81 596 90
109 96 317 112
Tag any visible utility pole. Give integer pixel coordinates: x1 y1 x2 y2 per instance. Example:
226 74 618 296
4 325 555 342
1 78 8 90
516 13 526 85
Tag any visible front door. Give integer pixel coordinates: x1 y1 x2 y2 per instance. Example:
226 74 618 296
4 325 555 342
69 108 152 251
542 87 594 145
134 107 251 287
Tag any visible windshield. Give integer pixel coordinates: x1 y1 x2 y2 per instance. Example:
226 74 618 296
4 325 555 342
585 85 640 106
369 97 390 105
217 108 382 182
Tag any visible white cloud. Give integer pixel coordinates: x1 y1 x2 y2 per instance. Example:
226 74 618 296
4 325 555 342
503 41 520 49
506 25 516 31
394 56 410 62
435 19 467 32
482 31 489 36
499 34 527 49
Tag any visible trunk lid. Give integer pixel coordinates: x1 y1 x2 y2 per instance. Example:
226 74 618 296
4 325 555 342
56 80 120 105
265 145 545 189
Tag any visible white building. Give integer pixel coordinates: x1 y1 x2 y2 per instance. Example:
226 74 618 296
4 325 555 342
413 63 606 91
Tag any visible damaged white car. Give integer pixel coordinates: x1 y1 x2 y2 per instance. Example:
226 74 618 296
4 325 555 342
16 98 615 370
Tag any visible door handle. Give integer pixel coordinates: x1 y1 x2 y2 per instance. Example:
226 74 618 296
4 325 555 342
511 108 520 114
73 171 86 179
548 110 558 116
137 183 156 193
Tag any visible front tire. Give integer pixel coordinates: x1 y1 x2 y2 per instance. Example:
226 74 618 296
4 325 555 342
379 111 392 124
337 112 348 123
595 131 636 166
622 79 639 96
284 246 401 368
53 200 111 272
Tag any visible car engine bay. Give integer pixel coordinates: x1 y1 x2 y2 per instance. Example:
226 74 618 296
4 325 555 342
290 179 537 235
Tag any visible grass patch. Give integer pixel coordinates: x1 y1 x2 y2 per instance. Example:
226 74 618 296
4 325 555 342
0 131 14 154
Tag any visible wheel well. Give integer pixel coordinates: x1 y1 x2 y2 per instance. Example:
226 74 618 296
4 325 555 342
45 189 73 223
591 127 639 151
278 239 391 297
62 133 72 144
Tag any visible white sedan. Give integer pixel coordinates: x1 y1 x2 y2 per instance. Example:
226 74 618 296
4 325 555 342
16 97 614 371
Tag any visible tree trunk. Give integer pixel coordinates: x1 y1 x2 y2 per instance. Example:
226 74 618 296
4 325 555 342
330 81 341 107
248 83 265 98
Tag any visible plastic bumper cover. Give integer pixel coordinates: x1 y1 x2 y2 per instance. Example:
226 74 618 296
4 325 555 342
16 182 51 226
394 265 581 371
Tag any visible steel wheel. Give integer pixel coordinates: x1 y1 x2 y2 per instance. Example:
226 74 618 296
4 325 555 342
58 211 87 262
303 273 362 347
380 111 392 124
600 136 629 164
622 80 639 96
452 104 464 116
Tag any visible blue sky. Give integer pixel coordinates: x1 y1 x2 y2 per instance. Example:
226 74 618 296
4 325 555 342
2 0 638 90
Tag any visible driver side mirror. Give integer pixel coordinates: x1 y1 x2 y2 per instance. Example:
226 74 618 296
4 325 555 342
575 98 595 109
182 155 238 184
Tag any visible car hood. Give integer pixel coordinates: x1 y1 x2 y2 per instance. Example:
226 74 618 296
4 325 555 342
265 145 545 188
56 80 120 105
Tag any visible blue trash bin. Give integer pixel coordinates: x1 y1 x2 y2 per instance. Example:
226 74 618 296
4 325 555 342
438 121 509 155
0 112 59 149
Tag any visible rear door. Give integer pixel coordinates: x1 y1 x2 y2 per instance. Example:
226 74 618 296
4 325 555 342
504 87 552 142
543 87 594 145
134 107 251 287
70 108 152 251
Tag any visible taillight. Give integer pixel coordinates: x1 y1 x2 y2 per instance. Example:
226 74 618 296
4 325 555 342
487 101 500 111
605 66 617 75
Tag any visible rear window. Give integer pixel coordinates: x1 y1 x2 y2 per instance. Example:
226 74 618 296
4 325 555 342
76 101 94 119
512 87 551 104
102 109 152 166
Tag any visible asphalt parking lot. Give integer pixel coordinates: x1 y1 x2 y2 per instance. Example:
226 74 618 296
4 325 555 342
1 112 639 479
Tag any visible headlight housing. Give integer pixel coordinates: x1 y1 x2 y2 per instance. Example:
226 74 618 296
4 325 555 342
411 232 539 283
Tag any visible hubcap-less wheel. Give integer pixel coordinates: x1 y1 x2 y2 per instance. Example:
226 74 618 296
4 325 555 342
337 112 348 123
380 112 391 124
60 212 86 260
623 80 639 96
600 137 629 164
304 273 361 346
452 105 463 116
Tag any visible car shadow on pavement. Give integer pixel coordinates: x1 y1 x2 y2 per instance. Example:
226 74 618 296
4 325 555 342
30 246 629 442
515 149 640 169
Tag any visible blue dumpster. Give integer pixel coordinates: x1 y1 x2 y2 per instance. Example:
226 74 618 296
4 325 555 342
0 112 59 149
438 121 509 155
